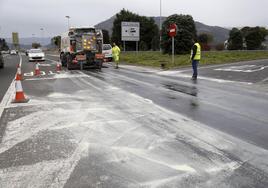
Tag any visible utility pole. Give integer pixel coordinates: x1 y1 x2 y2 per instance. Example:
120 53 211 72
159 0 162 52
65 16 70 30
40 28 44 46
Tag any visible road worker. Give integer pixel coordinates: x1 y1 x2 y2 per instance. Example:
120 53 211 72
190 39 201 80
112 43 121 69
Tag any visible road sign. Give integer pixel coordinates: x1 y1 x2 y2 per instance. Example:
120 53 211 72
168 24 177 37
168 24 177 64
121 22 140 41
12 32 19 45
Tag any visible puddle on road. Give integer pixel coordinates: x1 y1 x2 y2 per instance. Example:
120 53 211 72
164 83 198 97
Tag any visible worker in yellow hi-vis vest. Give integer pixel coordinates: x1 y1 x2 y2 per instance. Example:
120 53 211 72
190 39 201 80
112 43 121 69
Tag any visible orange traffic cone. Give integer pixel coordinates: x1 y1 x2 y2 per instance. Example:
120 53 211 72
56 62 62 72
15 64 23 80
12 76 29 103
34 62 40 76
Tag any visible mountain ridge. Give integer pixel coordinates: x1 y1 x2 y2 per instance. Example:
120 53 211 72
95 16 230 44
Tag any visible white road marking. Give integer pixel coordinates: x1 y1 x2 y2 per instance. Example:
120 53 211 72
48 71 56 75
177 59 268 73
157 71 253 84
215 65 268 73
24 72 34 77
38 63 51 67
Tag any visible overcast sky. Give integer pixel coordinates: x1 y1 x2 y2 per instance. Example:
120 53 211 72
0 0 267 38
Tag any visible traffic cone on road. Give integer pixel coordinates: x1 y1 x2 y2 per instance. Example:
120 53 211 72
12 76 29 103
34 62 40 76
15 64 23 80
56 61 62 72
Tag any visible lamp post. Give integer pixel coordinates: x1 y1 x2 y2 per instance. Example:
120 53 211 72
159 0 162 52
65 16 70 29
40 28 44 46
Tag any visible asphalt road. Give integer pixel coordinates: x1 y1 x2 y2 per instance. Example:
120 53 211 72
0 54 268 187
0 54 19 102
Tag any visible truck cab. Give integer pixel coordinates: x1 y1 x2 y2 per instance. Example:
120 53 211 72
60 27 104 70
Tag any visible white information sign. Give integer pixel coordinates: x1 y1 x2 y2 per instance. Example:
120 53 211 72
121 22 140 41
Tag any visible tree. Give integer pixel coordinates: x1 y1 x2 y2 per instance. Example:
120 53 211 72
139 41 148 51
0 38 9 51
111 9 159 51
112 9 139 47
215 43 225 51
102 29 110 44
51 36 61 48
151 35 160 51
227 28 243 50
32 43 41 48
139 16 159 50
244 27 267 50
198 33 213 51
161 14 197 54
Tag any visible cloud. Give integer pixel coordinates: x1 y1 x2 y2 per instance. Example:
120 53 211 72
0 0 267 38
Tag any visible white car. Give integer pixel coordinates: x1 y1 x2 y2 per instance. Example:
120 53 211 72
102 44 112 62
10 50 17 55
28 49 45 62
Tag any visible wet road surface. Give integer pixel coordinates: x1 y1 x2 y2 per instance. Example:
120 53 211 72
0 54 19 102
0 54 268 187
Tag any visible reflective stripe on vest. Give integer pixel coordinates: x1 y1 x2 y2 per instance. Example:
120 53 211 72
194 43 201 60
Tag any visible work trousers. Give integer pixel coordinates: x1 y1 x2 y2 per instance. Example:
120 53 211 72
192 60 199 78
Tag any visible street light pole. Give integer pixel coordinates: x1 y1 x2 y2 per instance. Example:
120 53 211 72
160 0 162 52
40 28 44 46
65 16 70 29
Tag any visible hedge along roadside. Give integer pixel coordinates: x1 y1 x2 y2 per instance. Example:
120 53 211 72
120 50 268 69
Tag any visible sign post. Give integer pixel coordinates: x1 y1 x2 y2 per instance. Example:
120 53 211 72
168 24 177 64
172 37 174 64
121 22 140 53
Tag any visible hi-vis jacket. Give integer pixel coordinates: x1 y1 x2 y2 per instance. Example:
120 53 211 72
190 43 201 60
112 45 121 62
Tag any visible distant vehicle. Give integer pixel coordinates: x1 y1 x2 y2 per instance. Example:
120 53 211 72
1 50 10 54
0 51 4 69
60 27 104 70
102 44 112 62
28 49 45 61
10 50 17 55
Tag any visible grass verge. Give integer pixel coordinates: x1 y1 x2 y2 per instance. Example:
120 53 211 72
120 51 268 69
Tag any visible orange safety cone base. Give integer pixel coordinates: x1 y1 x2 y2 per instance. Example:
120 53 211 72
12 98 30 103
35 70 41 76
12 92 29 103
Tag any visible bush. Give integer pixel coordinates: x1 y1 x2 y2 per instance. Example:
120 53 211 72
139 41 148 51
200 43 211 51
215 43 225 51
